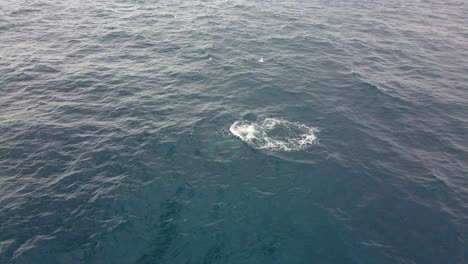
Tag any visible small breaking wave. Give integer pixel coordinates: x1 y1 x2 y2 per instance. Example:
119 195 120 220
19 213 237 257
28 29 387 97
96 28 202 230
229 118 318 151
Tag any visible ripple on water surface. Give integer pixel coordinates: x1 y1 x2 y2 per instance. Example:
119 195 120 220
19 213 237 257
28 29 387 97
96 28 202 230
0 0 467 263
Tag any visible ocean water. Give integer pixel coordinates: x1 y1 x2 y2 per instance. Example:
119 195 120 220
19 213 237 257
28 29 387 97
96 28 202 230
1 0 467 263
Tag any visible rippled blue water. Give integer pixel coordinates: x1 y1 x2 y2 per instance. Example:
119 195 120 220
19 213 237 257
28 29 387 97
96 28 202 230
1 0 467 263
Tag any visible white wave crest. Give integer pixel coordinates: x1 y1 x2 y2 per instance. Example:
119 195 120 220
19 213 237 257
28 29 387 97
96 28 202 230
229 118 318 151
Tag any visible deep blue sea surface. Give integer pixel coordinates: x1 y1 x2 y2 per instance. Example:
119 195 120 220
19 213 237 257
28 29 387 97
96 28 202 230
1 0 467 263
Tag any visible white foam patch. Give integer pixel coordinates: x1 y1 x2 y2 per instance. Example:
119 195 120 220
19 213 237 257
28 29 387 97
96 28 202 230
229 118 318 151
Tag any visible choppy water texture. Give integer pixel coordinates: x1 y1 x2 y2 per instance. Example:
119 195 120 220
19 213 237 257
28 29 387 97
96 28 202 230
1 0 468 263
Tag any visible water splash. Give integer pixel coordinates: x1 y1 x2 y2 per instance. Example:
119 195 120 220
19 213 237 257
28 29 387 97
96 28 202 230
229 118 318 151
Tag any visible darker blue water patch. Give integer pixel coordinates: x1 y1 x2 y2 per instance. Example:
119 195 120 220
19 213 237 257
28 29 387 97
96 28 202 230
0 0 468 263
